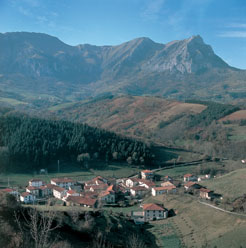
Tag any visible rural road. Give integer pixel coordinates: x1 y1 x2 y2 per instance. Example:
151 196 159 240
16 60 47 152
198 200 246 217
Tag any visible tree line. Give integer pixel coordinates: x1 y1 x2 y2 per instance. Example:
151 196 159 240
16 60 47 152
0 115 154 171
185 100 240 127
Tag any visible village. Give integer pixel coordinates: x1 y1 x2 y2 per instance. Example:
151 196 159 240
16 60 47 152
0 168 223 225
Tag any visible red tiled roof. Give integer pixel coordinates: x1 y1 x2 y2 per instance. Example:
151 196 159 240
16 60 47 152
106 185 114 192
53 186 66 193
90 184 108 190
29 178 43 182
1 188 14 193
26 186 38 191
21 192 31 197
99 191 110 197
153 185 176 191
51 178 74 183
67 190 76 194
139 179 156 187
161 181 175 187
142 170 152 173
184 174 193 178
80 191 98 198
200 188 212 193
142 203 164 211
131 186 148 191
66 196 96 206
45 184 56 189
184 182 201 188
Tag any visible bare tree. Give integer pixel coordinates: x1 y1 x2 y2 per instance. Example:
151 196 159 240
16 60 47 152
92 231 113 248
15 207 61 248
126 234 146 248
69 208 80 224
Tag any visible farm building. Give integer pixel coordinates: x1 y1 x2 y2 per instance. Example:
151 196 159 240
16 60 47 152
141 170 154 180
51 178 75 189
200 188 214 200
141 203 168 221
183 174 198 182
20 192 36 204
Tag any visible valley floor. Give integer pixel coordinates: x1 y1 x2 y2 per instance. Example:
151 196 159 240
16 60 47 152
1 161 246 248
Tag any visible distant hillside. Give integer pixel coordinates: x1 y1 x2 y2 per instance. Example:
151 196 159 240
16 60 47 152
0 32 246 106
50 95 205 143
51 95 246 159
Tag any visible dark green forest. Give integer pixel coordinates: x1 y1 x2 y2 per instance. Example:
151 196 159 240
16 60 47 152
185 100 240 127
0 115 154 172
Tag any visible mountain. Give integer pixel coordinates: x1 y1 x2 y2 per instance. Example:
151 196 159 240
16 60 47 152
0 32 245 106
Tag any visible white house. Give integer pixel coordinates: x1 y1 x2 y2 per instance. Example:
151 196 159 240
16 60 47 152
53 186 67 200
139 179 156 189
141 203 168 221
20 192 36 204
125 178 140 188
130 186 148 197
65 190 79 199
152 185 176 196
84 176 108 186
161 181 175 187
200 188 213 200
141 170 154 180
1 188 19 198
28 179 44 187
51 178 75 189
89 184 108 193
26 186 39 197
44 184 56 196
183 174 197 182
152 187 165 196
184 182 201 191
66 196 97 208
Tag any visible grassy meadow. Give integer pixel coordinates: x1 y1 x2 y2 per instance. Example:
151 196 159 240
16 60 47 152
0 163 141 188
201 167 246 199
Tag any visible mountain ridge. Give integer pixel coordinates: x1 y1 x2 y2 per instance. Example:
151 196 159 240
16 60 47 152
0 31 245 104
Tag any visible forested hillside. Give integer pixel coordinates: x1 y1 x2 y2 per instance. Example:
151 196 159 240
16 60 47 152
0 115 153 172
50 96 246 160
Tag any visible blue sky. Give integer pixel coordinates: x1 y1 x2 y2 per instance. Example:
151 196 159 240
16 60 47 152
0 0 246 68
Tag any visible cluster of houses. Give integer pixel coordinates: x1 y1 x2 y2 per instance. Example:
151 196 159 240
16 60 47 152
183 173 222 200
0 169 222 223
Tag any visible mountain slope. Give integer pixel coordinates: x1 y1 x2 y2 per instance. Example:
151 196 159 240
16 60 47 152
49 95 245 160
49 95 207 144
0 32 245 104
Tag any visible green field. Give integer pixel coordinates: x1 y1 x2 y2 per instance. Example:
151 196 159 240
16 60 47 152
201 168 246 199
0 164 141 188
156 165 199 179
153 193 246 248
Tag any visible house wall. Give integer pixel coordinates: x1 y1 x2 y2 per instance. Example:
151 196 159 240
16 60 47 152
29 181 43 187
144 210 167 221
20 195 36 203
152 189 165 196
27 189 39 196
141 172 153 180
100 194 115 203
53 189 67 199
126 179 138 188
184 176 197 182
51 181 74 189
